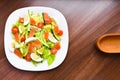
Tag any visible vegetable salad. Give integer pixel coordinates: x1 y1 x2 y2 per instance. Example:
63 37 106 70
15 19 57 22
11 11 63 66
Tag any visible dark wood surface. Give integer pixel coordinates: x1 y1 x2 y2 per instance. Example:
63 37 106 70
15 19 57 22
1 0 120 80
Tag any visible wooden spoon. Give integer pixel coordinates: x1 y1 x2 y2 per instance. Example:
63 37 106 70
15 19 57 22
97 33 120 53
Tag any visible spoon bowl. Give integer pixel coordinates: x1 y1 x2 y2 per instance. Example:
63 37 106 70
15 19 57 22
97 33 120 53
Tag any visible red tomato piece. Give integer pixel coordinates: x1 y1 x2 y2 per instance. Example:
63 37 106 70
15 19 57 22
58 30 63 36
28 43 34 53
14 33 20 42
21 35 26 42
33 40 41 48
30 18 36 25
51 48 58 55
29 29 35 37
54 26 63 36
44 32 49 40
54 26 59 34
25 53 32 61
37 22 44 28
55 42 61 50
44 13 51 24
19 17 24 23
14 49 22 58
45 18 51 24
11 27 19 34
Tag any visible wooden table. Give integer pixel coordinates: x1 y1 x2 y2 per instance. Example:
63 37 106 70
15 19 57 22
1 0 120 80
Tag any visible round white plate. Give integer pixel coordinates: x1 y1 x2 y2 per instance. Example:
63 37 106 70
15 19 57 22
4 6 69 71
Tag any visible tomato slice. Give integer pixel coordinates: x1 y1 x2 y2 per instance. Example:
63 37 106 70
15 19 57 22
29 29 35 37
54 26 59 34
55 42 61 50
58 30 63 36
54 26 63 36
44 13 51 24
28 43 34 53
45 18 51 24
51 48 58 55
37 22 44 28
14 49 22 58
14 33 20 42
25 53 32 61
11 27 19 34
19 17 24 23
33 40 41 48
21 35 26 42
30 18 36 25
44 32 49 40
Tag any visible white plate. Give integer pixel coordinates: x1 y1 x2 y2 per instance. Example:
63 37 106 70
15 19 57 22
4 6 69 71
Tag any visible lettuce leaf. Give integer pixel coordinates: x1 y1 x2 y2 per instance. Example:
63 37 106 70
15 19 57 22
19 44 28 57
47 54 55 66
42 47 51 59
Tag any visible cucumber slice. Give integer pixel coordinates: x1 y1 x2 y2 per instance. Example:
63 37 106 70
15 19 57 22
42 13 45 24
51 29 61 41
48 32 57 43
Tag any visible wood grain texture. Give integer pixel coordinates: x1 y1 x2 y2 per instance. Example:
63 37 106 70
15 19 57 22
1 0 120 80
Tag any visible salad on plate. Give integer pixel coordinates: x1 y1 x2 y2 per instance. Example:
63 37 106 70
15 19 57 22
10 11 63 66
